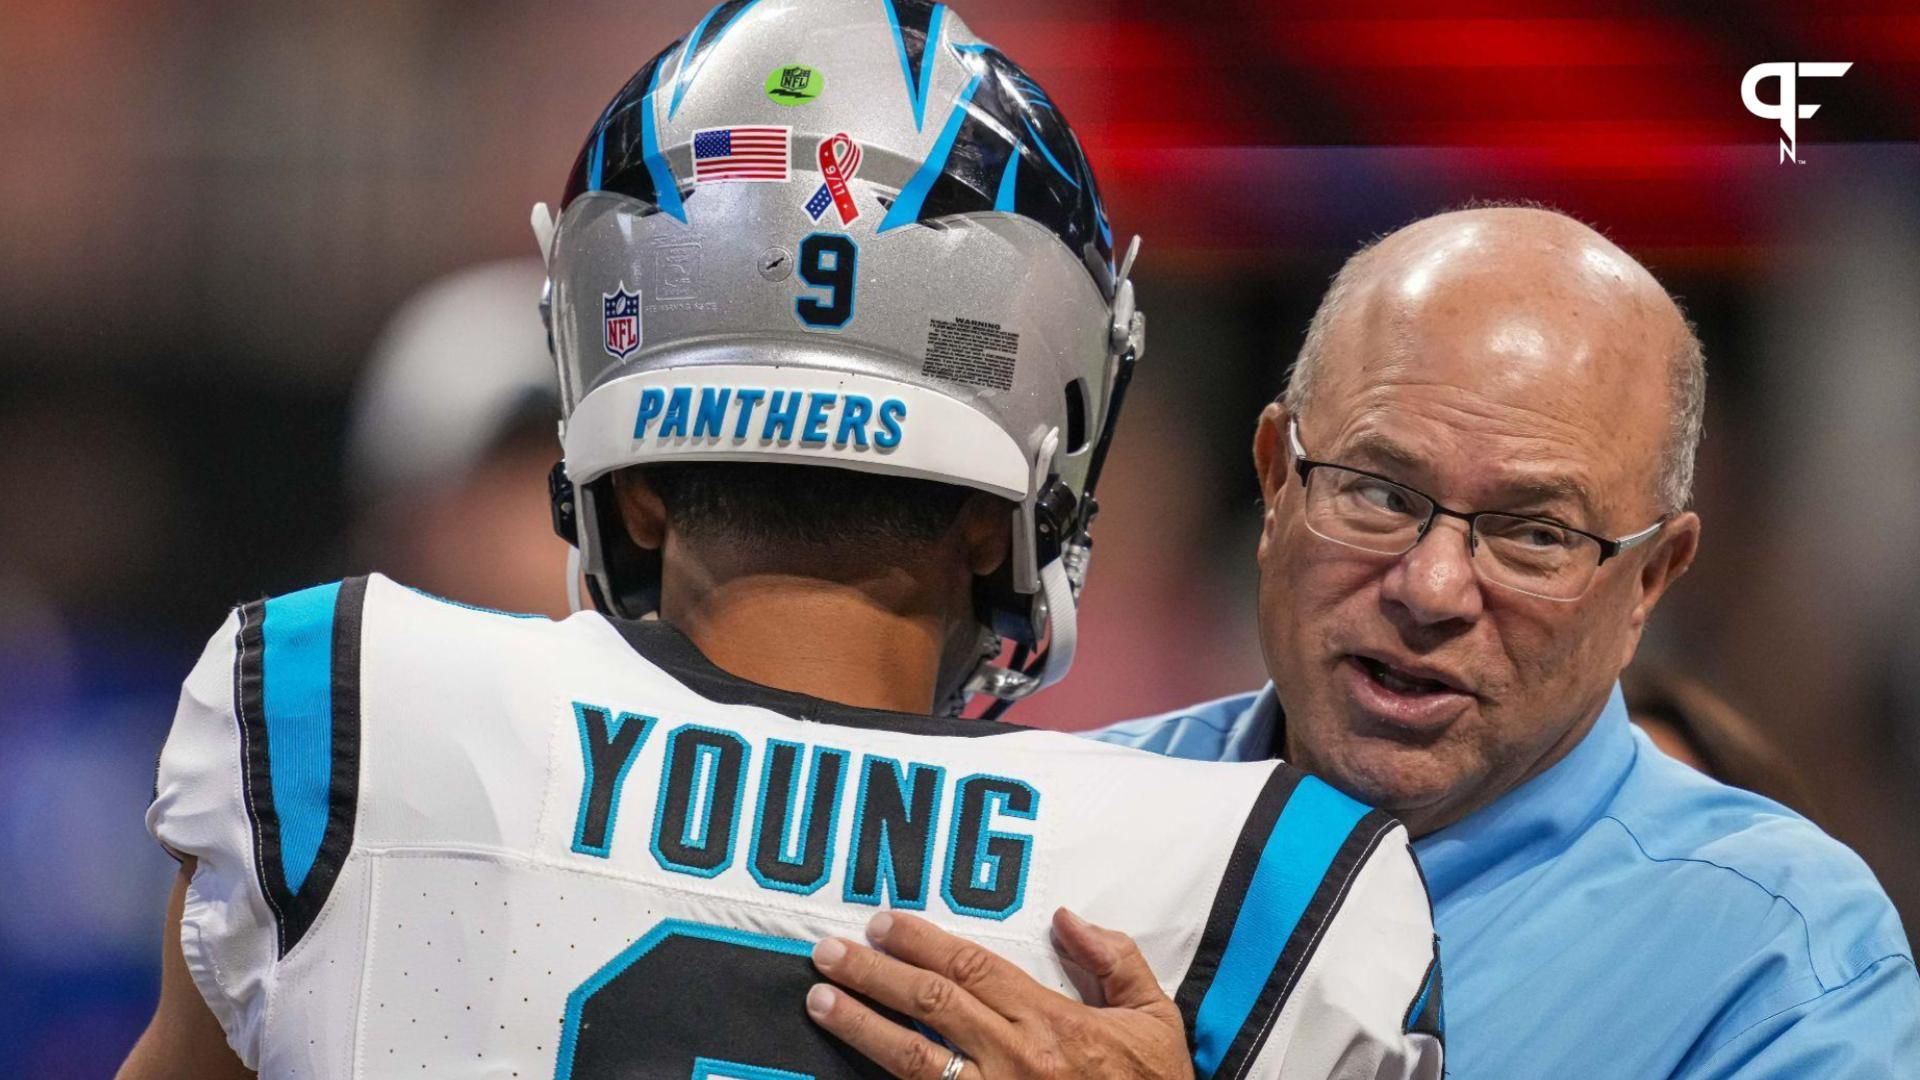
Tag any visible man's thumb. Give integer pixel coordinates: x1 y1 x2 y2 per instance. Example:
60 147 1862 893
1053 908 1169 1011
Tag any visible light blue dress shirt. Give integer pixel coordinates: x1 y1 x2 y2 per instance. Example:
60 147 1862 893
1095 685 1920 1078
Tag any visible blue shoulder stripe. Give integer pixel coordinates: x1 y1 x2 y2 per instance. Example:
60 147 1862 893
1177 767 1398 1078
235 575 367 955
260 581 341 894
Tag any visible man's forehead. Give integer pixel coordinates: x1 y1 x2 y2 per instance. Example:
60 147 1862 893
1331 421 1604 522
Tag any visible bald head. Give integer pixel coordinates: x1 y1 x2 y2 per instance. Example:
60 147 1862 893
1287 206 1705 512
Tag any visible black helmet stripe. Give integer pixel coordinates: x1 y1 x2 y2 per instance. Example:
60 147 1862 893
878 44 1114 293
564 42 687 221
883 0 946 131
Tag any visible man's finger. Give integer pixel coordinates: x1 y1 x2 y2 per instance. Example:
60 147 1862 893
866 911 1045 1018
1052 908 1172 1012
806 982 983 1080
811 935 1012 1049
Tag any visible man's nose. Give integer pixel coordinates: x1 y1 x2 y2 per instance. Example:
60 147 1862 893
1379 516 1485 626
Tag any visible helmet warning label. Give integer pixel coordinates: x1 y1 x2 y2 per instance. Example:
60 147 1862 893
922 317 1019 391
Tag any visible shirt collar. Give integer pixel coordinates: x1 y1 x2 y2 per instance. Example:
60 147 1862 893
1227 684 1287 762
1409 684 1636 904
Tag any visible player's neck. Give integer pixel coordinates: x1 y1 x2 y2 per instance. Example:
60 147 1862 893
659 556 959 715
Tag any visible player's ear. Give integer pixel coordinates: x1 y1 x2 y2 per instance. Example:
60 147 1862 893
612 468 668 552
959 493 1012 578
1252 402 1291 508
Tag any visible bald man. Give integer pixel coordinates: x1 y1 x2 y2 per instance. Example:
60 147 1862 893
809 207 1919 1078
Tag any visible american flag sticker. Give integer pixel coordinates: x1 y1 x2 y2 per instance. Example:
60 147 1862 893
691 125 791 184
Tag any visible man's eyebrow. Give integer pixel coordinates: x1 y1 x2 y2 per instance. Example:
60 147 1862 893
1342 432 1599 523
1341 432 1426 472
1496 475 1598 523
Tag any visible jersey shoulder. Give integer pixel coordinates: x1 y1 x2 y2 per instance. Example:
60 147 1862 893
1169 760 1440 1076
149 575 579 947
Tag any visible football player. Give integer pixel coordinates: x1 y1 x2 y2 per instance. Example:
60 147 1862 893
121 3 1443 1077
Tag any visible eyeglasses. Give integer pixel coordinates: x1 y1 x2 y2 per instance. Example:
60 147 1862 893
1286 418 1665 602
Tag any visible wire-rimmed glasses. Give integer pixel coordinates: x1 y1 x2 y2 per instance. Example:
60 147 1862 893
1287 418 1665 602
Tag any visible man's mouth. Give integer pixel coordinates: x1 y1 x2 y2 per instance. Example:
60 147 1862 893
1340 653 1477 734
1355 655 1459 696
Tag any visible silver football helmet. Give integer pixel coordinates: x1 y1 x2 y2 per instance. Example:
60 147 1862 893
535 0 1146 708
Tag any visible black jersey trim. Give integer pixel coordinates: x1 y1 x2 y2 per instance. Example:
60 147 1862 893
233 575 367 956
1173 765 1302 1052
608 619 1027 739
1403 839 1446 1046
1215 808 1400 1077
1404 937 1445 1044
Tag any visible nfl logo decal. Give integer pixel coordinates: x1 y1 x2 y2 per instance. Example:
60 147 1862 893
603 285 641 359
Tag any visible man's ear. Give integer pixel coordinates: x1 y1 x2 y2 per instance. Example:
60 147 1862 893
1252 402 1292 508
959 493 1013 578
1618 509 1700 670
612 470 668 552
1630 510 1699 631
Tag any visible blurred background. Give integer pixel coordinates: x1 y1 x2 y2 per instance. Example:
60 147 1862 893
3 0 1917 1072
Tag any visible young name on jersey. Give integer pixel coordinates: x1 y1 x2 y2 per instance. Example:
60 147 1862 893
570 700 1036 920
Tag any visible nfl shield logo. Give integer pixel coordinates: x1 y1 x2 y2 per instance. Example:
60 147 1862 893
603 286 641 359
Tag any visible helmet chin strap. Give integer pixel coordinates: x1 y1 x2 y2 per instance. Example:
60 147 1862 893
1030 553 1079 690
566 544 586 615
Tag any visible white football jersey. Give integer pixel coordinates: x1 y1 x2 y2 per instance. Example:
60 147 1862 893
149 574 1443 1079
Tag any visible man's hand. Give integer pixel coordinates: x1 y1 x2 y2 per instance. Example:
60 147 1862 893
805 908 1194 1080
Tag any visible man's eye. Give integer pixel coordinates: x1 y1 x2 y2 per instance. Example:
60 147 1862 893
1496 520 1574 548
1355 480 1415 515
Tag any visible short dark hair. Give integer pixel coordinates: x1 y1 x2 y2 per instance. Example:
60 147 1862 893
640 462 977 549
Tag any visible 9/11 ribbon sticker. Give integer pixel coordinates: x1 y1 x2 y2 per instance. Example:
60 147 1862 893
804 132 863 226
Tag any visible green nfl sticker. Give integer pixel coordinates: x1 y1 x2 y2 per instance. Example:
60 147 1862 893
765 64 823 105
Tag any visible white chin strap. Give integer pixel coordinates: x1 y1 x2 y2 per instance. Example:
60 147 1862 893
566 545 585 615
1030 553 1079 691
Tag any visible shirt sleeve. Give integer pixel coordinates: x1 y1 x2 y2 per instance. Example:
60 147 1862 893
145 607 276 1068
1683 953 1920 1080
1173 765 1444 1080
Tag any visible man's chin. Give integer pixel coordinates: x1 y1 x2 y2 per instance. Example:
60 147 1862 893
1316 735 1471 822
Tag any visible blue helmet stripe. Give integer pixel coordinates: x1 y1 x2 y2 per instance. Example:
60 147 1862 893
642 53 688 223
882 1 916 125
669 0 765 120
878 68 984 234
587 129 607 192
994 144 1020 213
1021 117 1081 190
885 1 946 131
917 6 947 130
